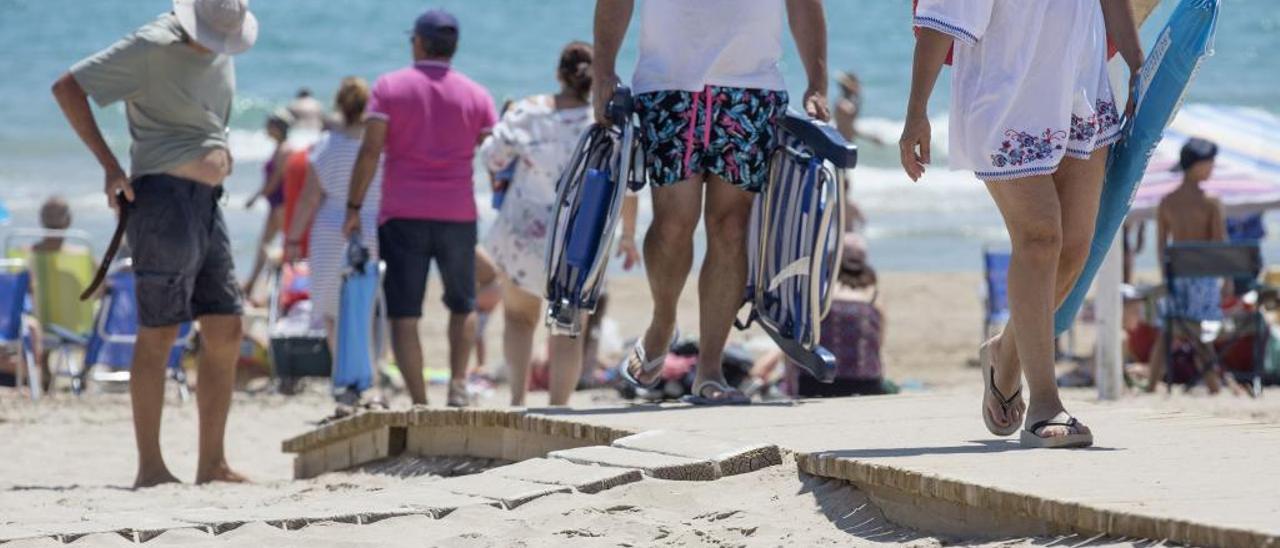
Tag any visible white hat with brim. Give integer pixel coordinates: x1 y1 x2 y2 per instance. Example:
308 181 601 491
173 0 258 55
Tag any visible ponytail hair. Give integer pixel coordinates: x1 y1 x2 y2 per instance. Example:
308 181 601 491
334 76 370 126
558 41 594 102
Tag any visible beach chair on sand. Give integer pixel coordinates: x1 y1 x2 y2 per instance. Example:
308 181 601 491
83 264 192 400
0 259 40 399
1163 242 1266 395
544 85 645 337
5 229 97 393
736 112 856 383
982 247 1011 344
268 262 331 393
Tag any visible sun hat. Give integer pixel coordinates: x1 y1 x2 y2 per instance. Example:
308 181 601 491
841 232 868 272
173 0 259 55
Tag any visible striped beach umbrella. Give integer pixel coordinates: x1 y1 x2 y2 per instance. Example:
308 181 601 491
1128 104 1280 222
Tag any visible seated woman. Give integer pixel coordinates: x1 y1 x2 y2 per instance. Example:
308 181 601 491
749 233 891 398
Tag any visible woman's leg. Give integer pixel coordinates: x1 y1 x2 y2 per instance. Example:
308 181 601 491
990 148 1110 422
547 318 588 406
244 207 284 296
986 176 1089 438
501 278 542 406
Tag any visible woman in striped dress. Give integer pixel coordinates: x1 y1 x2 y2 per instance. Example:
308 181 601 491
285 77 382 351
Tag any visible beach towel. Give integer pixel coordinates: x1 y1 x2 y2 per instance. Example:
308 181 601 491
334 238 376 395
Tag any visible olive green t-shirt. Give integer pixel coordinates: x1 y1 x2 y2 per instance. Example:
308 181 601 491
70 14 235 179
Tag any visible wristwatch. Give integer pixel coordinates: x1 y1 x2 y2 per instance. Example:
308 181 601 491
347 201 362 211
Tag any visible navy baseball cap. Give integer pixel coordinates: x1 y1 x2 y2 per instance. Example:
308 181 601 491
414 9 458 41
1177 137 1218 171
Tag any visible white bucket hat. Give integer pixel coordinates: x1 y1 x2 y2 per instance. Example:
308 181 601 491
173 0 258 55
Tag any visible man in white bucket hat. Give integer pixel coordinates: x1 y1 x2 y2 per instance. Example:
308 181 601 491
51 0 257 488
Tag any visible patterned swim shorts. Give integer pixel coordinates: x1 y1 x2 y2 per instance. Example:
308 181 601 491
635 86 789 192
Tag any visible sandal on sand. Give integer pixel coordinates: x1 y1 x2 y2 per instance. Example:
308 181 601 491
447 381 469 408
619 336 670 390
1021 415 1093 449
682 379 751 406
980 340 1023 437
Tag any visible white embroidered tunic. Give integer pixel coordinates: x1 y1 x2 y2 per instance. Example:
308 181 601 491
915 0 1123 181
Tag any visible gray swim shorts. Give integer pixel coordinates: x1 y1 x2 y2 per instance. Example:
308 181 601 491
125 175 243 327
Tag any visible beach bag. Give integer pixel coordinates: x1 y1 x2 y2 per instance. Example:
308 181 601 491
819 299 883 382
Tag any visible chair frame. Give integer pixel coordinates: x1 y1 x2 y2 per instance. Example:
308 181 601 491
4 228 96 393
1162 242 1266 395
0 258 40 400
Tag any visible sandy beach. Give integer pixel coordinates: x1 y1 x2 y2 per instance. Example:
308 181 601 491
4 272 1278 547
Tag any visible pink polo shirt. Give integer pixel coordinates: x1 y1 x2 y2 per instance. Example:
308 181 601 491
366 60 497 224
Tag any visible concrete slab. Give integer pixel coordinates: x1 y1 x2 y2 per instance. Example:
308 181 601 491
0 525 47 543
365 486 498 518
548 445 718 481
426 474 572 509
528 393 1280 547
487 457 643 494
612 430 783 476
81 512 206 543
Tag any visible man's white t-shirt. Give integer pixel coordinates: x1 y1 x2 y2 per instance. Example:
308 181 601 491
632 0 786 94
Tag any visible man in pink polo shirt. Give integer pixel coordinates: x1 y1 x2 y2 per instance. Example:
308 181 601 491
345 9 497 407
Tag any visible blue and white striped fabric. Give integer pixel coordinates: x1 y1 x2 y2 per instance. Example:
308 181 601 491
1055 0 1220 334
309 129 381 323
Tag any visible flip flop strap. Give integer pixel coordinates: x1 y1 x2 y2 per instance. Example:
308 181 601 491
629 342 665 374
693 379 740 399
988 369 1021 408
1027 417 1080 434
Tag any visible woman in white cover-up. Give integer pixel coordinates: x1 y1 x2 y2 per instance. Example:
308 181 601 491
900 0 1143 448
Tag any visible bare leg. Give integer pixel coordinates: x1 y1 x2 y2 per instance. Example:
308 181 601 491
986 176 1089 439
500 280 541 406
130 325 182 488
548 324 587 406
194 314 247 484
991 148 1109 426
243 207 283 297
694 175 755 393
323 316 337 357
633 176 704 384
447 311 476 403
390 318 426 405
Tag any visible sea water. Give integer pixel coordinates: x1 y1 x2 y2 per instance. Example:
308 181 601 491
1 0 1277 273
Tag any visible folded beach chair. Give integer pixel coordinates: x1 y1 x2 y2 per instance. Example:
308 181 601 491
82 264 192 400
0 259 40 399
544 85 645 337
268 261 331 392
737 112 857 383
1163 242 1266 395
5 229 97 393
981 247 1011 344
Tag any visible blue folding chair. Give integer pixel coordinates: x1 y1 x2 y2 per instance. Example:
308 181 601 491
737 112 857 383
1163 242 1265 395
982 247 1011 344
82 265 192 400
545 85 645 337
0 259 40 399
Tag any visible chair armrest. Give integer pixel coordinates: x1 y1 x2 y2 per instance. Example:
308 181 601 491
780 111 859 169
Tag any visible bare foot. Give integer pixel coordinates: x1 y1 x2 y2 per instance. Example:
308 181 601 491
133 468 181 489
195 463 249 485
